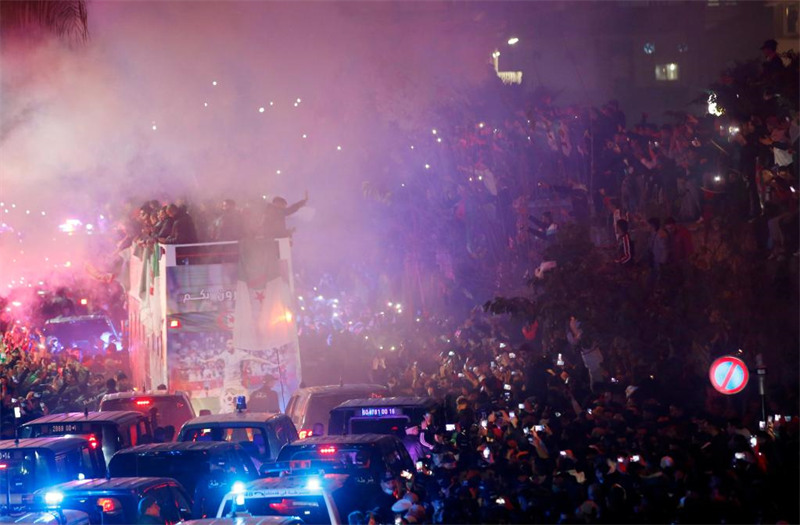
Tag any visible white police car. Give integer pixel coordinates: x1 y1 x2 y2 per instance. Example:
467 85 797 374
216 475 348 525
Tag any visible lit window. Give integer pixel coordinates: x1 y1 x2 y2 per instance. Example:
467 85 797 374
655 63 679 81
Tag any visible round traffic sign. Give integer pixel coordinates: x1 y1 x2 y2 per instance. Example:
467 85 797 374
709 356 749 395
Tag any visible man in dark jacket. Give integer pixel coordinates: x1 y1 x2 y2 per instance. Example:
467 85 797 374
160 204 198 245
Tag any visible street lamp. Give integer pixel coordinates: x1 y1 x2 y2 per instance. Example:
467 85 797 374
507 37 519 45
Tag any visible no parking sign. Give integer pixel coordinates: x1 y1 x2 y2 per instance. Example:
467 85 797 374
709 356 749 395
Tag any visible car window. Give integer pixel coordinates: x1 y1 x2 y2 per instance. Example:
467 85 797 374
145 485 180 523
170 485 193 517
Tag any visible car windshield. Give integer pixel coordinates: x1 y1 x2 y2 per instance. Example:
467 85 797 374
101 397 192 433
0 450 54 495
181 427 269 462
221 495 331 524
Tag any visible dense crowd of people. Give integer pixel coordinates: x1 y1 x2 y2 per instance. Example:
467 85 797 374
0 39 797 524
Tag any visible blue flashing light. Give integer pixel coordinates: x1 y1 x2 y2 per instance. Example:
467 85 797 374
231 481 246 494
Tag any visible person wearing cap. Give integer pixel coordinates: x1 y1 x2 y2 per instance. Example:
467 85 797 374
137 496 164 525
760 39 784 78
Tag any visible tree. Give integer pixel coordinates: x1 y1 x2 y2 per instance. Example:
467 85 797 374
1 0 89 43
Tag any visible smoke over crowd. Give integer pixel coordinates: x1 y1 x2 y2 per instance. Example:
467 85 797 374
1 2 502 303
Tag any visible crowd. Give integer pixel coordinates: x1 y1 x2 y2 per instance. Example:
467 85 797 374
0 322 131 435
0 39 797 524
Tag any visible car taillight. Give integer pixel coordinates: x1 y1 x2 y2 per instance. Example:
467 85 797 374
169 319 181 328
135 399 152 406
318 446 336 455
298 429 313 439
88 434 100 449
0 464 7 470
97 497 120 513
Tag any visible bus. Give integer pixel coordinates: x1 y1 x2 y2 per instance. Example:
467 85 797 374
126 238 300 414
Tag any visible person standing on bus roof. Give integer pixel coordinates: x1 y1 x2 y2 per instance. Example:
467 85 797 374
261 191 308 239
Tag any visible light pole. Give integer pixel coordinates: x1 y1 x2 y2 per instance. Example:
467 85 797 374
492 37 523 85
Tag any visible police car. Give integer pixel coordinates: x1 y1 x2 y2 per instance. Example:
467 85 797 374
30 477 192 525
0 438 106 512
216 475 348 525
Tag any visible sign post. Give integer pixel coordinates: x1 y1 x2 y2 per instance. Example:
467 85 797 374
709 356 749 395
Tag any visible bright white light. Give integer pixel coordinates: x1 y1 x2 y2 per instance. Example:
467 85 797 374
41 211 46 216
424 164 430 169
437 138 442 143
276 170 281 175
152 125 157 131
707 93 724 116
492 51 500 58
25 210 30 214
337 146 342 151
204 102 208 107
410 145 415 150
44 492 63 506
507 37 519 45
235 495 245 506
296 98 302 103
212 80 218 86
232 481 246 494
269 101 274 106
305 477 321 490
259 107 265 113
478 122 485 128
432 129 437 135
65 261 71 267
294 102 298 107
302 134 308 139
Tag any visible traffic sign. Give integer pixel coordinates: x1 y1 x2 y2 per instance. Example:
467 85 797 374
709 356 749 395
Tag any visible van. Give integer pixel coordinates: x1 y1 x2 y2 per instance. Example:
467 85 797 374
265 434 415 486
108 442 258 518
327 397 444 437
99 391 196 439
0 437 106 512
177 412 297 467
19 411 152 467
284 384 387 438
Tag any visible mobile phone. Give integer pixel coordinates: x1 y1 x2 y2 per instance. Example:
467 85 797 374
509 412 516 419
630 455 640 462
734 452 745 460
774 414 781 422
786 416 792 422
508 352 515 359
749 436 757 447
415 461 423 471
518 403 525 410
457 373 464 378
495 497 506 505
483 448 490 459
503 384 512 391
617 456 625 463
445 424 455 432
554 411 562 418
759 421 766 430
534 425 544 432
559 451 567 457
481 420 488 429
587 408 593 415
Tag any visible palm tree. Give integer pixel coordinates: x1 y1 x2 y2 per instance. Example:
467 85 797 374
1 0 89 43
